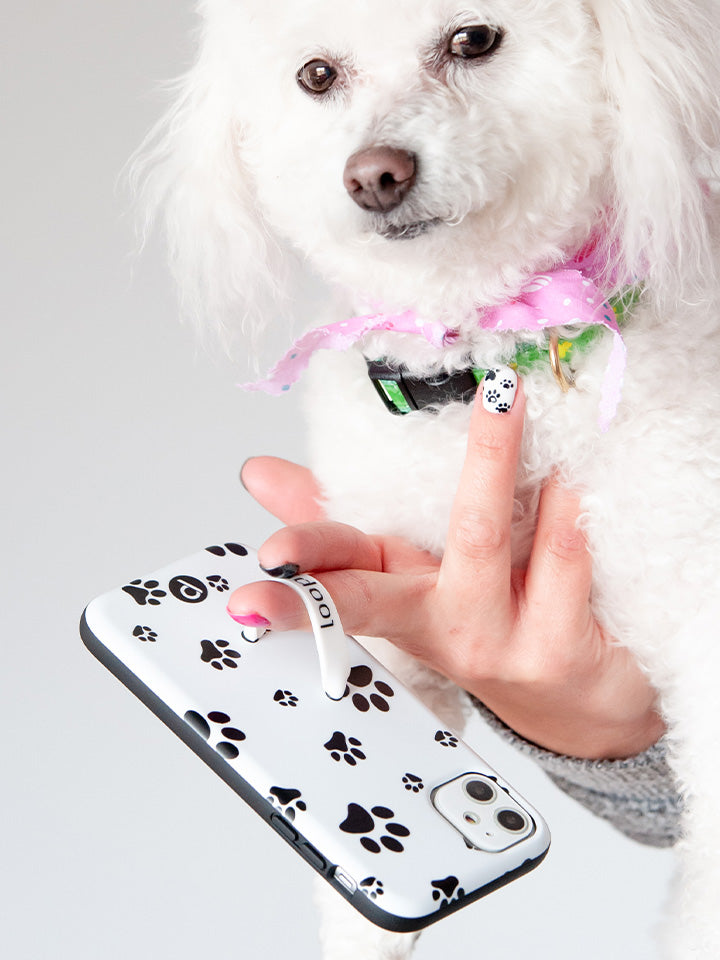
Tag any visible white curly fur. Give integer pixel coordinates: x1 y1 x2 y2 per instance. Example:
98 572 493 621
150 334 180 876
134 1 720 956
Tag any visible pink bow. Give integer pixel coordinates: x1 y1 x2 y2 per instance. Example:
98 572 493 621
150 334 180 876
241 267 626 432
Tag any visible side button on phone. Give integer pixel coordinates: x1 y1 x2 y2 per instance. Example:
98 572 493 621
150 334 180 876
300 843 326 872
270 814 298 843
333 866 357 895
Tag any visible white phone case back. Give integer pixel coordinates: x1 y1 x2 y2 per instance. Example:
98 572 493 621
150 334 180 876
81 543 550 931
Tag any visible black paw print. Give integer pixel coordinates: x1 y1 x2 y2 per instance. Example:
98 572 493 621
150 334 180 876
206 575 229 593
343 665 394 713
132 625 157 643
495 401 511 412
273 690 299 707
123 579 166 606
402 773 424 793
205 543 249 558
183 709 246 759
200 639 241 670
485 388 501 404
499 376 515 389
360 877 384 900
324 732 366 766
434 730 459 748
339 803 410 853
268 786 307 821
431 876 465 907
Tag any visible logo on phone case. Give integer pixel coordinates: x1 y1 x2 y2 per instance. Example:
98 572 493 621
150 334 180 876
169 575 209 604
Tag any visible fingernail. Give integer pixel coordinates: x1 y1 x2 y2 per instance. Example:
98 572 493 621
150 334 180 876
482 365 518 414
227 609 271 628
260 562 300 579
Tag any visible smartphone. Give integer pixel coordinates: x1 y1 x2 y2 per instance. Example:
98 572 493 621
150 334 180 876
80 541 550 932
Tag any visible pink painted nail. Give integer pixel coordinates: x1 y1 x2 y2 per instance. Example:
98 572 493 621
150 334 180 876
227 609 271 628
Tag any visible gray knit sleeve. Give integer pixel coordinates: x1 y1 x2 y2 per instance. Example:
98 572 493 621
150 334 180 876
471 698 682 848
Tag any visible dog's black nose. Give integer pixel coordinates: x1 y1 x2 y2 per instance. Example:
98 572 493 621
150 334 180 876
343 147 416 213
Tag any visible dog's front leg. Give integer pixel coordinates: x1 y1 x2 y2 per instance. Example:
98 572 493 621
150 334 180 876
315 879 421 960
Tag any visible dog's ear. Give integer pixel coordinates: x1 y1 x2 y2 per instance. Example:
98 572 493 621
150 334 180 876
128 8 291 360
587 0 720 304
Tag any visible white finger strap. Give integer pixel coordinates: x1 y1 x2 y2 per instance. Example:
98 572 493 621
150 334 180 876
258 569 351 700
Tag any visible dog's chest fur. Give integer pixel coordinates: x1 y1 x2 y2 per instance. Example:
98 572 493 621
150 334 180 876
304 299 720 682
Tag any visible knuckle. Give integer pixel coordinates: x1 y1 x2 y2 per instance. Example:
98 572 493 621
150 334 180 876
450 512 507 562
467 431 508 463
544 527 587 564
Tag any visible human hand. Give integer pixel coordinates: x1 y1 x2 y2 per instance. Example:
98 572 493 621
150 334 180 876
227 381 665 760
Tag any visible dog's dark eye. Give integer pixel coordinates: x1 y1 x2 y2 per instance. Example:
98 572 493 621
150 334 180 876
297 59 338 95
449 25 502 59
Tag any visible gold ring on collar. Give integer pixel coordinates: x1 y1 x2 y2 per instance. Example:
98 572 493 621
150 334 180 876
548 333 574 393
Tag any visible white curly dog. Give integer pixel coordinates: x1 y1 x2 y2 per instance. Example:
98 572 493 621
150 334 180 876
135 0 720 956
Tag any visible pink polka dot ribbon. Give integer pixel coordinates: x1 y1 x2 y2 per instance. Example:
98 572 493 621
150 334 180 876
241 267 626 431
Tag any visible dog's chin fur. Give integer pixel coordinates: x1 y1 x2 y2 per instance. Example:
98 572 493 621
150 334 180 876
134 0 720 956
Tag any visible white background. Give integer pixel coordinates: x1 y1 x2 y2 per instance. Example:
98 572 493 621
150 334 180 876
3 2 674 957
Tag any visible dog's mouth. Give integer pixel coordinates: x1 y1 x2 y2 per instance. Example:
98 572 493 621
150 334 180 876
374 217 443 240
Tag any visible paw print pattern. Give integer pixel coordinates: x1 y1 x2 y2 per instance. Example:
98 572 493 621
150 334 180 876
434 730 459 748
402 773 424 793
360 877 384 900
482 366 518 414
183 709 246 759
431 876 465 907
324 732 366 766
206 575 229 593
123 579 166 606
273 690 299 707
268 786 307 821
205 543 249 558
339 803 410 854
343 665 394 713
200 639 241 670
132 625 157 643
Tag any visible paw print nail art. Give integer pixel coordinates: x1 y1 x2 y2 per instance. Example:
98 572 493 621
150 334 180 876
339 803 410 853
324 732 366 766
132 625 158 643
343 665 394 713
482 365 517 414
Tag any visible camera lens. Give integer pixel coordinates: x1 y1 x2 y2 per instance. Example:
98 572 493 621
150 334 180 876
464 778 496 803
496 808 528 832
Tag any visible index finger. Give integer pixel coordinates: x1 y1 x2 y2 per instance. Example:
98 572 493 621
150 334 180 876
241 456 326 525
438 370 525 634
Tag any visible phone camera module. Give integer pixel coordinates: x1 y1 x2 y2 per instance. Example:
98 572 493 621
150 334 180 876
496 808 528 832
463 778 496 803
